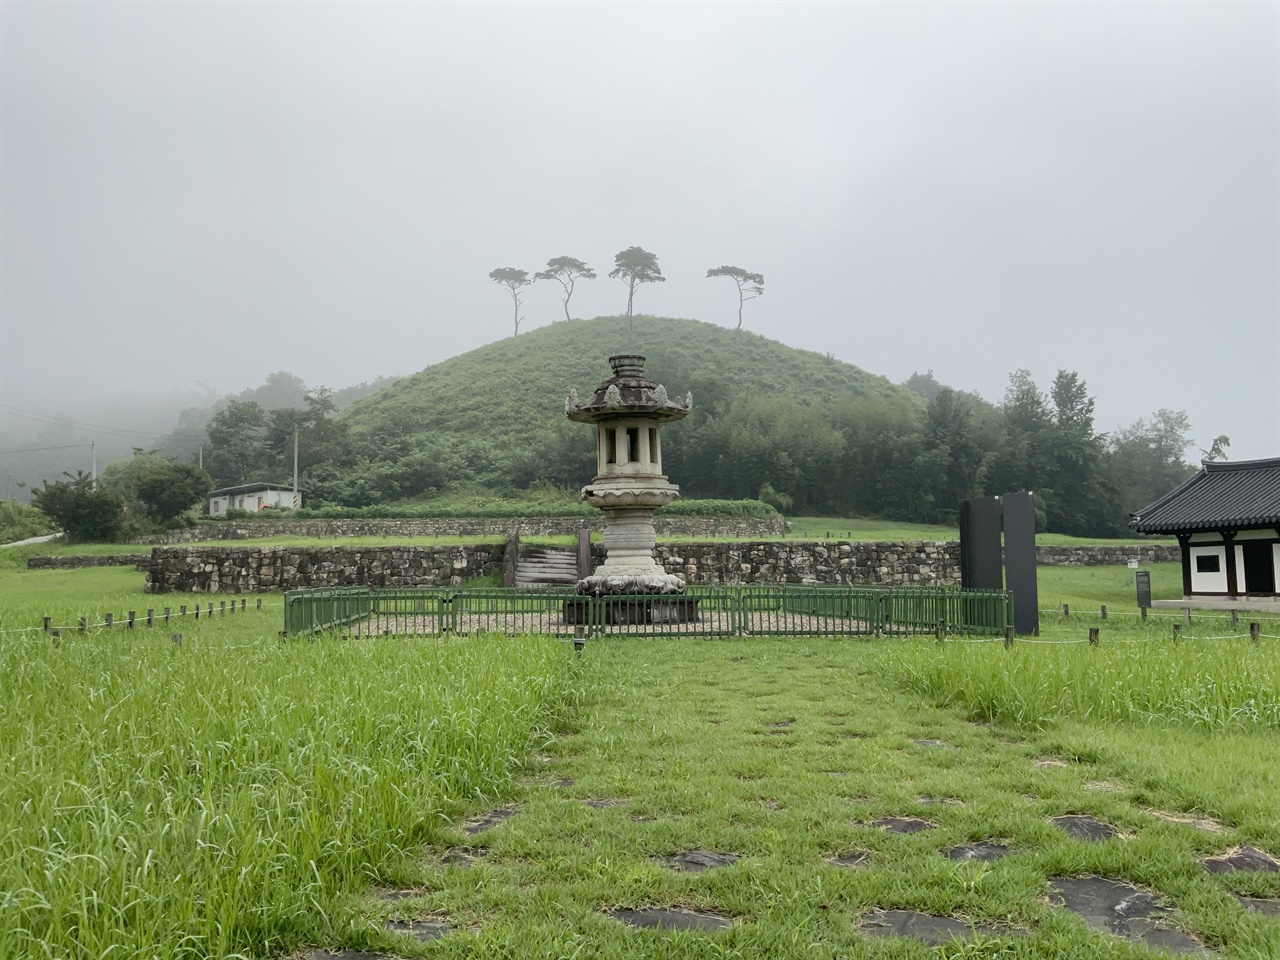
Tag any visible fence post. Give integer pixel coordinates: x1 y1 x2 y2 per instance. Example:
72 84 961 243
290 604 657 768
128 611 136 629
1062 603 1069 617
194 604 200 620
51 629 60 647
1088 627 1099 646
241 599 247 612
229 599 235 615
1003 625 1014 649
146 608 154 627
1172 623 1181 643
256 598 262 611
1231 609 1239 629
220 601 226 616
1250 622 1261 644
79 616 87 632
935 619 945 643
164 607 170 624
1140 606 1147 621
42 616 51 634
172 633 182 648
1183 608 1191 628
105 613 113 628
1100 604 1107 620
207 603 213 618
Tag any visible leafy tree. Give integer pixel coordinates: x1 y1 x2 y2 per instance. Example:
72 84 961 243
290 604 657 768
204 400 270 487
1106 409 1196 521
902 370 945 402
706 265 764 329
266 388 350 476
31 471 125 543
535 257 596 322
1044 370 1111 536
1201 435 1231 461
101 450 214 523
488 267 533 336
921 388 988 521
609 247 665 326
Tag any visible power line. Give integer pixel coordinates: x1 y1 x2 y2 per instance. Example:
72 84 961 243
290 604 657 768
0 403 177 441
0 443 95 455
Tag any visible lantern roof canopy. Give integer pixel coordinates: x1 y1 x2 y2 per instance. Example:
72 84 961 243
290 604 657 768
566 354 691 424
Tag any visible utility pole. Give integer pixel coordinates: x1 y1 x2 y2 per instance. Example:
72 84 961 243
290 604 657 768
91 440 96 484
198 444 203 470
292 426 299 509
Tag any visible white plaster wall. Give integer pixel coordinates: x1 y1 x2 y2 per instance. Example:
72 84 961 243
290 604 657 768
1189 545 1227 593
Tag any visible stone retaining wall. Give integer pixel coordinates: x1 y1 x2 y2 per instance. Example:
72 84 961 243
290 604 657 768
144 544 506 594
27 554 149 570
142 540 1182 593
132 515 786 545
1035 544 1180 566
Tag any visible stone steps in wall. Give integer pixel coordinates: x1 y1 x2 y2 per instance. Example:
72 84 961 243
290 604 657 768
515 548 580 587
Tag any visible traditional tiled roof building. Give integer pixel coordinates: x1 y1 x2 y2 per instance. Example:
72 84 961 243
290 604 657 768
1132 458 1280 598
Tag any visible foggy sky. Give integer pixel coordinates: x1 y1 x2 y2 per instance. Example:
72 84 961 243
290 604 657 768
2 1 1277 460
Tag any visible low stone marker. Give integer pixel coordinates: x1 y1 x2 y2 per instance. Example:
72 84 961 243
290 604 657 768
462 807 517 835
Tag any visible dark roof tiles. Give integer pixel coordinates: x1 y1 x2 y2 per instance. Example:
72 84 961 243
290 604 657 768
1132 458 1280 533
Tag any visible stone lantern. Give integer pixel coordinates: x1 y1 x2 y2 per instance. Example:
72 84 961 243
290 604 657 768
566 354 692 605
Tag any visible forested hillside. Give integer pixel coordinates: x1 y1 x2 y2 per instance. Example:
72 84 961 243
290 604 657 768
165 316 1199 538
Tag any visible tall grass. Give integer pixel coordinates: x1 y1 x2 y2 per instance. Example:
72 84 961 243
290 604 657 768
886 628 1280 731
0 622 582 958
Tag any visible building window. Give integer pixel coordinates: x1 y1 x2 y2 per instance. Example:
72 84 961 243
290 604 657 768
1195 554 1221 574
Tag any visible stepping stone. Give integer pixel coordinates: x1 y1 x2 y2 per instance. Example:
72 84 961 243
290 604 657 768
655 850 740 872
872 817 935 834
1144 809 1226 834
822 770 849 777
858 909 1016 945
1050 877 1213 956
918 796 964 807
606 907 734 931
829 852 871 869
947 841 1009 862
1202 846 1280 874
762 729 791 736
463 807 517 835
372 887 423 902
384 919 454 942
912 739 955 749
440 846 488 866
554 778 575 788
1234 894 1280 916
1052 815 1119 842
1035 757 1070 768
581 798 626 809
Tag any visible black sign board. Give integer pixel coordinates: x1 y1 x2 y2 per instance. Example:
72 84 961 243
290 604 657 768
1002 491 1039 636
1135 570 1151 609
959 496 1003 591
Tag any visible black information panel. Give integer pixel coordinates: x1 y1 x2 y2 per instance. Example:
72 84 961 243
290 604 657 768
1135 570 1151 609
1002 491 1039 636
959 496 1003 591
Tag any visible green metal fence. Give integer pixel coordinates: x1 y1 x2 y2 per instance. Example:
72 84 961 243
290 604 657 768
284 584 1012 639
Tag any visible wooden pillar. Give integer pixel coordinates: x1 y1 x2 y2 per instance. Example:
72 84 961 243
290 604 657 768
1176 534 1192 597
1223 531 1238 597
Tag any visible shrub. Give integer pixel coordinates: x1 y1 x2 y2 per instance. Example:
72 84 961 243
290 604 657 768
30 472 125 543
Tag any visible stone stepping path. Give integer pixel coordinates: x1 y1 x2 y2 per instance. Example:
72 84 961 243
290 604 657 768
947 841 1009 862
1050 877 1213 956
384 919 454 942
1144 809 1226 834
440 846 488 866
606 907 734 931
1234 894 1280 916
859 909 1020 945
872 816 934 834
1202 846 1280 874
654 850 739 872
1051 814 1119 842
463 807 517 835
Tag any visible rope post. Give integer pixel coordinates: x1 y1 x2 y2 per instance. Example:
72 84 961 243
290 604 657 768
104 613 113 628
1231 609 1239 628
194 604 200 620
219 601 226 616
146 608 154 628
1140 606 1147 621
1088 627 1099 646
241 599 247 612
51 629 60 647
42 616 51 634
78 616 87 632
1250 622 1261 645
207 603 213 618
180 604 187 618
127 611 136 629
1183 608 1191 628
1100 604 1107 620
935 619 945 644
164 607 170 625
256 598 262 611
1003 625 1014 649
1062 604 1069 617
229 599 235 616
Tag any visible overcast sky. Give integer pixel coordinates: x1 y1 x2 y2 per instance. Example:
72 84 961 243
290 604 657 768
2 1 1277 460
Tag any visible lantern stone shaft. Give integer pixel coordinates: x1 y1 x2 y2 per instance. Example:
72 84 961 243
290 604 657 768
566 355 691 596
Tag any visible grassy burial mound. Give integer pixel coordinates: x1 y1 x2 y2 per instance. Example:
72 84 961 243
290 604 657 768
324 316 916 506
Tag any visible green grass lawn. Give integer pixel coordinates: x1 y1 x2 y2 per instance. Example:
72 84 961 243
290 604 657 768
2 564 1276 958
783 516 1174 548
